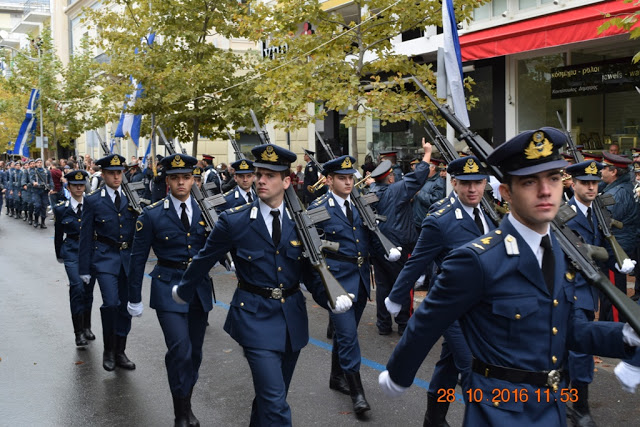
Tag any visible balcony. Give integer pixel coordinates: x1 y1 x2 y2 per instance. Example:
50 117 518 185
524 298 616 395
11 0 50 35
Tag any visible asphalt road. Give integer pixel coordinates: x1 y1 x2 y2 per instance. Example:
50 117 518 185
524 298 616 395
1 211 639 426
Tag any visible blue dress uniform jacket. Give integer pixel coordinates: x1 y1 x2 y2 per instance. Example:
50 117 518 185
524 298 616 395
602 177 639 256
219 188 253 212
386 216 631 426
54 200 82 259
373 161 431 247
177 200 327 353
412 174 445 227
128 198 213 313
78 188 137 276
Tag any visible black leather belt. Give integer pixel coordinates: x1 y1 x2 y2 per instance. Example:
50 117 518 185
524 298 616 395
323 251 367 267
95 235 132 250
65 234 79 241
472 358 565 391
157 259 190 270
237 280 300 301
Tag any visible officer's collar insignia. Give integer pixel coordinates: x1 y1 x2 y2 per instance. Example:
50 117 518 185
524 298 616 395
239 160 249 170
164 199 170 209
450 197 455 204
101 189 106 197
565 271 575 281
571 204 577 212
341 157 352 169
199 221 205 226
110 156 121 166
481 236 492 245
455 208 463 219
585 162 598 175
65 200 69 207
250 206 258 219
286 209 292 220
524 132 554 160
472 243 484 250
75 172 84 180
504 234 519 255
463 158 479 173
136 220 143 232
171 155 185 168
235 190 239 199
290 240 301 247
328 198 335 207
261 145 279 162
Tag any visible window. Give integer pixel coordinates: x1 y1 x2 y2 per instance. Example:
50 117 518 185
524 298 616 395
473 0 508 21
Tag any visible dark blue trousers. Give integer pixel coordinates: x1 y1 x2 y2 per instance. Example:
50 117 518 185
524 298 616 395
33 190 48 218
95 266 131 336
63 257 95 315
331 281 368 373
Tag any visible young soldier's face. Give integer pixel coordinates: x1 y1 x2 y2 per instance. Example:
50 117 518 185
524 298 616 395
452 178 486 207
102 170 123 189
235 172 255 192
572 179 598 205
327 173 353 200
166 173 194 200
256 168 289 207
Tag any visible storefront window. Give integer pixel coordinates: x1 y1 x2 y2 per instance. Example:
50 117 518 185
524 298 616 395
517 54 565 132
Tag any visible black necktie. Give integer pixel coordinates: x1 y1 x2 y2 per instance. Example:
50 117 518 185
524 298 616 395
114 190 121 209
586 207 593 229
345 200 353 225
541 235 555 294
473 207 484 234
77 203 82 216
247 192 253 203
271 210 281 246
180 202 190 230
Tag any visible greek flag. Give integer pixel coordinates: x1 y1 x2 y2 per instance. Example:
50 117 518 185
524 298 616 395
442 0 470 127
12 89 39 157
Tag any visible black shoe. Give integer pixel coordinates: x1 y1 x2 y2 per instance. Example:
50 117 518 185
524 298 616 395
72 314 88 347
424 392 450 427
378 327 392 336
172 394 190 427
569 382 597 427
83 310 95 340
187 387 200 427
345 372 371 417
329 349 350 395
326 318 334 339
114 335 136 370
40 217 47 229
398 325 406 336
33 215 39 228
103 334 116 371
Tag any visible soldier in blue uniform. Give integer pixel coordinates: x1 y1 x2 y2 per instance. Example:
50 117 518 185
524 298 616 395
564 160 606 426
5 161 13 216
302 149 320 205
379 150 404 182
12 161 23 219
30 158 52 228
202 154 222 195
369 139 432 336
20 160 33 224
173 143 352 426
54 170 96 347
192 166 203 191
600 151 639 323
127 154 212 427
79 154 137 372
0 161 5 214
385 156 495 426
379 127 640 426
220 158 256 210
310 155 398 418
412 157 446 230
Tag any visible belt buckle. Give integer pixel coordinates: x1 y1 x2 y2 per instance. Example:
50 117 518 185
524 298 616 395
357 256 364 267
270 288 283 299
547 369 561 392
120 242 129 250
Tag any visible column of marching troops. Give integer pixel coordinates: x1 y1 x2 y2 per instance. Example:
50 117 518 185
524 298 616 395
7 126 640 427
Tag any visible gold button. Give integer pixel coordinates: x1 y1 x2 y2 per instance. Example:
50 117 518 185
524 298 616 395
248 256 252 260
189 258 192 262
166 237 169 240
552 327 558 335
276 250 279 255
353 227 356 231
119 224 122 228
356 239 359 243
553 299 558 306
493 401 499 407
281 298 285 303
158 275 161 278
280 284 283 288
574 296 577 300
188 245 191 249
507 236 513 242
78 219 81 222
278 267 282 272
118 213 121 217
358 252 361 256
495 230 502 235
119 235 123 239
515 314 521 320
240 302 244 307
552 356 557 364
187 233 190 237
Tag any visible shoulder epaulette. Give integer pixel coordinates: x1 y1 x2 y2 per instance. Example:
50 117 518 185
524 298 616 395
55 200 66 207
428 203 453 218
86 188 101 197
467 229 505 254
227 202 253 215
223 189 234 197
147 199 164 210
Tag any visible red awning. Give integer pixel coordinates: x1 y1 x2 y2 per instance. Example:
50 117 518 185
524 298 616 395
460 1 640 61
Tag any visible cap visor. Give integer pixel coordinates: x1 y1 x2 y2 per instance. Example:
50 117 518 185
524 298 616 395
253 162 288 172
508 160 569 176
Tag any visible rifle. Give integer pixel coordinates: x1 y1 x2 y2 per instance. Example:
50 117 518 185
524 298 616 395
413 76 640 336
315 129 397 255
556 110 631 269
227 130 244 161
417 104 501 227
155 126 232 298
315 130 336 162
94 131 147 215
249 109 350 309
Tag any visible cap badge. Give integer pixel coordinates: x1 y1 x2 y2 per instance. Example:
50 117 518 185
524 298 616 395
524 132 554 160
341 157 352 169
171 155 185 168
110 156 121 166
584 162 598 175
239 160 249 170
193 167 201 175
463 158 479 173
75 172 84 180
261 145 279 162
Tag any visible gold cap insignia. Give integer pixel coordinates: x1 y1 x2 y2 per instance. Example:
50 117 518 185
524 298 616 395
341 157 352 169
239 160 249 170
463 158 480 173
193 167 201 175
110 156 121 166
584 162 598 175
524 132 554 160
261 145 279 162
171 155 185 168
75 172 84 180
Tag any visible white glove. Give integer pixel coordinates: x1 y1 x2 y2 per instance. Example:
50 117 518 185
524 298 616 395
616 259 637 274
172 285 187 304
331 293 355 314
57 258 64 264
80 275 91 284
378 370 408 398
623 323 640 346
127 301 143 317
385 247 402 262
385 297 402 317
615 361 640 393
415 274 425 287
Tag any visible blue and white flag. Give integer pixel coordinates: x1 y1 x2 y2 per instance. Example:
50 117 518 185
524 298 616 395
13 89 39 158
141 137 152 171
442 0 470 127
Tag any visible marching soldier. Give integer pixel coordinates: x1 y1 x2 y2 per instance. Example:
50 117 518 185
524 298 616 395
379 127 640 425
79 154 137 372
203 154 222 195
310 155 399 418
220 158 256 210
127 154 212 427
379 150 404 182
20 160 34 225
12 161 23 219
54 170 96 347
385 156 495 426
412 157 446 230
192 165 203 190
302 149 320 205
5 161 13 217
173 144 352 426
31 158 52 229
